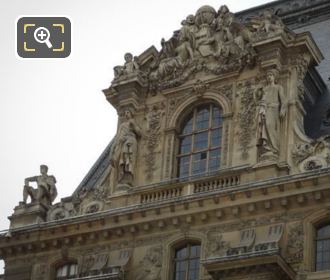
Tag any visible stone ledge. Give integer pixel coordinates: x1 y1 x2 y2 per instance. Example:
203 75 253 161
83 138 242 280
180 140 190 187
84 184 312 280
308 270 330 280
202 251 296 280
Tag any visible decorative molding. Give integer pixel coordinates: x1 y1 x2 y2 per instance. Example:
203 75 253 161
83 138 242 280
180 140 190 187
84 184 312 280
143 102 166 181
135 246 163 280
292 136 330 171
237 79 257 159
286 223 304 264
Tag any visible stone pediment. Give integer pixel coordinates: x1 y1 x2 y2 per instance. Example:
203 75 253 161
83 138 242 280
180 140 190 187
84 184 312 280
109 5 298 94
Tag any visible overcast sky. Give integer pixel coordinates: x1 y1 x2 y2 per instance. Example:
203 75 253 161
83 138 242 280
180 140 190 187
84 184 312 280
0 0 272 273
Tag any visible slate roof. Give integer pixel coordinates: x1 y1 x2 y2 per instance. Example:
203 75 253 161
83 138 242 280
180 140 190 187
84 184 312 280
72 140 113 196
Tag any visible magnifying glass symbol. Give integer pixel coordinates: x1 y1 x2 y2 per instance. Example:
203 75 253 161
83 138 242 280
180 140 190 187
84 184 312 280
34 27 53 48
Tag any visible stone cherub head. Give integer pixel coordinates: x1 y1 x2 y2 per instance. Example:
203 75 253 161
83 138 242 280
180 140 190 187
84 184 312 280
124 52 133 63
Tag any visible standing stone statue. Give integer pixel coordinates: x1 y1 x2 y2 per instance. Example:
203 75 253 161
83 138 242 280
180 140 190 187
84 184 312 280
23 165 57 206
110 110 142 189
255 69 286 160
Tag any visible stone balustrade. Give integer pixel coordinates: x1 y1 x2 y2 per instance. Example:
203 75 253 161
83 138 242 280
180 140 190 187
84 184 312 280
193 175 240 193
140 186 183 204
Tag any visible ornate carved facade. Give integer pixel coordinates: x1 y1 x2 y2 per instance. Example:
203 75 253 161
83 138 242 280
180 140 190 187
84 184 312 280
2 1 330 280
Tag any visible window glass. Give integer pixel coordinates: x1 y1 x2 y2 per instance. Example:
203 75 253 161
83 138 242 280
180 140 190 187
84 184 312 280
69 264 77 276
193 132 208 151
318 225 330 239
316 225 330 271
192 153 207 175
195 107 209 130
178 104 222 177
209 149 221 171
180 136 192 154
173 244 200 280
56 263 77 280
176 247 187 259
211 129 221 147
182 113 193 134
212 106 222 127
178 156 190 178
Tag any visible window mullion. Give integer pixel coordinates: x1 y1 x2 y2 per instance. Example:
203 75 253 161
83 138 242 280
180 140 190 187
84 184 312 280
178 104 222 178
190 109 197 177
186 244 191 280
207 105 212 172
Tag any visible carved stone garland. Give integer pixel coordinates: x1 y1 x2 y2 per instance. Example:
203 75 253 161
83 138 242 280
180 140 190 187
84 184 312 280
286 223 304 264
237 80 257 159
144 103 165 180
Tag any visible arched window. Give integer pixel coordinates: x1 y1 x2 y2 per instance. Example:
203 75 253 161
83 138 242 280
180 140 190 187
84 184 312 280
316 224 330 271
55 262 78 280
173 243 200 280
178 104 222 177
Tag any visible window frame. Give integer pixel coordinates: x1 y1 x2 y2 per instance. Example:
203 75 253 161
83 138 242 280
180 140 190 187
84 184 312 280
177 103 223 178
54 261 78 280
172 242 201 280
315 223 330 272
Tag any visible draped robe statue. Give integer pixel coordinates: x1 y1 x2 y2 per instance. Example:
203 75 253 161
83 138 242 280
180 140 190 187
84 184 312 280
110 110 141 189
255 69 286 160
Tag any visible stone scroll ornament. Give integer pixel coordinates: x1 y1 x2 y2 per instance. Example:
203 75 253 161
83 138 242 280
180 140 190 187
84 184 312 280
23 164 57 206
112 5 289 94
109 110 142 190
292 136 330 171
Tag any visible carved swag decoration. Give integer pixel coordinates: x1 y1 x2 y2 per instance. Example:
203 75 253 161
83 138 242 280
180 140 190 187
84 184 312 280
112 5 290 93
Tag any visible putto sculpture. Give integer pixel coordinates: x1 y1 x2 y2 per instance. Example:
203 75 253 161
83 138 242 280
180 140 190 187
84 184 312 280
23 164 57 206
113 52 139 79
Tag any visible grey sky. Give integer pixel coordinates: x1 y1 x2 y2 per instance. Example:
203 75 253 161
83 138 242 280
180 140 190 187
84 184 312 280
0 0 272 273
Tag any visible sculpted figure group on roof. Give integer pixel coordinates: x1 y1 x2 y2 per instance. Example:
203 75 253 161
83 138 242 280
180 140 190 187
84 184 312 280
113 5 287 91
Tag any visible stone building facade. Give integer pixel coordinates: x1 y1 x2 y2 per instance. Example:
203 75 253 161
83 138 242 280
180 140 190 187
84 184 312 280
1 0 330 279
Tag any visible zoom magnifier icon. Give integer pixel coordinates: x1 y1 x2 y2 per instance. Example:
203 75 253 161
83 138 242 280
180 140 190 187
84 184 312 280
34 27 53 48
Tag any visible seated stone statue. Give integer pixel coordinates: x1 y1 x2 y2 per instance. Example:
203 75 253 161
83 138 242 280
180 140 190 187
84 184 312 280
23 165 57 206
114 53 139 78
